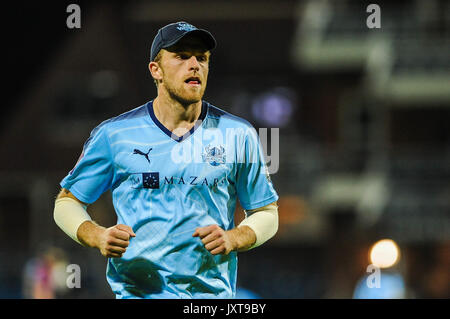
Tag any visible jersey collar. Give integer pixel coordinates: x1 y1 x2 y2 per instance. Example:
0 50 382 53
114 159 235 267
147 100 208 143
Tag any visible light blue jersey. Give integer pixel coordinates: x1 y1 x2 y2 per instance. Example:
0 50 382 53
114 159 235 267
60 100 278 299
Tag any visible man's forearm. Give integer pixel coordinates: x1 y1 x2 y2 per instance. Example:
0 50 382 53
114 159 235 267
77 220 105 248
237 202 279 250
227 225 257 252
54 196 92 245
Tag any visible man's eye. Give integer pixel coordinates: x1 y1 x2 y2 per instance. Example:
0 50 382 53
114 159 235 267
197 56 207 62
178 54 189 59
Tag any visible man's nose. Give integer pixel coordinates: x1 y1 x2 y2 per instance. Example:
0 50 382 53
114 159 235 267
187 56 200 71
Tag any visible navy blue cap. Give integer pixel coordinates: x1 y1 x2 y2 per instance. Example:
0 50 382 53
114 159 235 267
150 21 216 61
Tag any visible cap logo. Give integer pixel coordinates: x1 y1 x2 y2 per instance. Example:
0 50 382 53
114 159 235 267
176 22 196 32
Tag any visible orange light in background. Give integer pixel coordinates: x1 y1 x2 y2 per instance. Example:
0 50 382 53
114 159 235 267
278 195 308 223
370 239 401 269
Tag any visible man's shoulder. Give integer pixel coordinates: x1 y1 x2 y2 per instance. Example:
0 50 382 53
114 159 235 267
205 101 254 130
94 102 150 132
104 102 150 126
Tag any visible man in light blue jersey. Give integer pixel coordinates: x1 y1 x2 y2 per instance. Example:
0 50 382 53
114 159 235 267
54 21 279 299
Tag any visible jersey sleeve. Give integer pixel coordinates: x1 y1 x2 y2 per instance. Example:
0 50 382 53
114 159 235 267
235 126 279 211
60 123 114 204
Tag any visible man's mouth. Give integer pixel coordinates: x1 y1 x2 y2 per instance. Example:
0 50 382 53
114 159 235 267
184 77 201 85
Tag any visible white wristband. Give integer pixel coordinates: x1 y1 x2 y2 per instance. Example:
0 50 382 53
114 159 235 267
239 202 278 249
54 197 92 245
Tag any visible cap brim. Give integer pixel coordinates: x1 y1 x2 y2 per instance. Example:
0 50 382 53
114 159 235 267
162 29 216 51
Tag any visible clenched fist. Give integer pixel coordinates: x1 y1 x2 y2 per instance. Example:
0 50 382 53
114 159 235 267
77 221 136 258
96 224 136 258
192 224 236 255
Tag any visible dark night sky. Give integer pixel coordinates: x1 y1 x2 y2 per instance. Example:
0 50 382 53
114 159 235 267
4 2 91 107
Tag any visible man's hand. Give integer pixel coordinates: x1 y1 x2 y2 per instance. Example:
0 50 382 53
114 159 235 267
193 224 235 255
78 222 136 258
192 224 256 255
97 224 136 258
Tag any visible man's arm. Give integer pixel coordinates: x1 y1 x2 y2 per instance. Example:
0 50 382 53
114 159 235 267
54 188 135 258
193 201 278 255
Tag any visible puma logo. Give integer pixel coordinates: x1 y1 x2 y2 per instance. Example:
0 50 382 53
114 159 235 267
133 148 153 164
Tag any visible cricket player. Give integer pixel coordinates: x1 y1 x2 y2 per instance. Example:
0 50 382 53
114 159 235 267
54 21 279 299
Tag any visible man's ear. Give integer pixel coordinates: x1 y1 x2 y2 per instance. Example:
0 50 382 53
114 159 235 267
149 61 163 81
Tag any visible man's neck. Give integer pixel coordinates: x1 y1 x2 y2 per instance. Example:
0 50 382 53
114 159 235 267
153 93 203 136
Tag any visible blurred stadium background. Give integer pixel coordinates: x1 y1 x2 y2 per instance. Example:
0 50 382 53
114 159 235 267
1 0 449 298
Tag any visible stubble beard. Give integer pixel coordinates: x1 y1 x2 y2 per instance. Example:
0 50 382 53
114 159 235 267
163 76 206 107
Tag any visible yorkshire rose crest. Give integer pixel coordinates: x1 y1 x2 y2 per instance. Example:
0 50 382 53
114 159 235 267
202 145 226 166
